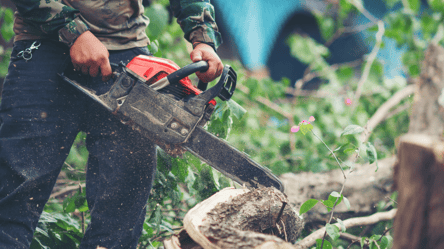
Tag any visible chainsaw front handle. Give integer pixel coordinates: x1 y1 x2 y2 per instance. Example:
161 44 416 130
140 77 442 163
163 60 236 102
167 60 208 85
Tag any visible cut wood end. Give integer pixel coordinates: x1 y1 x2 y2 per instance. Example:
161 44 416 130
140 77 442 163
183 187 303 249
399 134 444 163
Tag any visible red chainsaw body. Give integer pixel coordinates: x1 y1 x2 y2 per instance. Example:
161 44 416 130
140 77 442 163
126 55 216 105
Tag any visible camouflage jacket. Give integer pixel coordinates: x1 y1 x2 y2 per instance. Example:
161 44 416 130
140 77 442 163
12 0 222 50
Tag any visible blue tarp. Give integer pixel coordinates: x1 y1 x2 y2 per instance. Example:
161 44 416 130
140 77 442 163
214 0 305 70
214 0 406 79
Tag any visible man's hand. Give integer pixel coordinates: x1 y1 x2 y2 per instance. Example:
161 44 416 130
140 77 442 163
70 31 112 81
190 43 223 83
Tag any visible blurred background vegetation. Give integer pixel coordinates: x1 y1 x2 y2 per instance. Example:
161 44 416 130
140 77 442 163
1 0 442 248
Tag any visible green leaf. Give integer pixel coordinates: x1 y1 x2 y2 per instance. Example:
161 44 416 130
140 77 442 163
343 196 351 210
300 123 314 135
226 99 247 120
316 238 333 249
63 195 77 213
326 223 340 241
328 192 343 206
153 205 162 235
404 0 420 13
341 125 364 136
337 218 346 232
316 15 335 41
299 199 319 215
321 200 335 209
361 237 367 248
379 236 390 249
366 142 378 171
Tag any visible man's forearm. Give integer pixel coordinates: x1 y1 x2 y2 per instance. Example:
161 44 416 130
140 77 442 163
169 0 222 50
11 0 89 46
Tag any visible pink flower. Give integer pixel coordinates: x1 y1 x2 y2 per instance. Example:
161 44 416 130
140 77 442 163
291 126 300 133
309 116 315 122
345 98 352 106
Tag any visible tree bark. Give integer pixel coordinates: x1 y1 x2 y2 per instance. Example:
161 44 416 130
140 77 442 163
393 134 444 249
408 43 444 136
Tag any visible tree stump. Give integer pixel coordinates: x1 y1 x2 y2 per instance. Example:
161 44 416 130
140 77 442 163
393 42 444 248
164 187 304 249
393 134 444 249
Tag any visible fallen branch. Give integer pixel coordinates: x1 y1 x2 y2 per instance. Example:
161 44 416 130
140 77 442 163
294 209 397 249
50 183 86 199
360 84 415 142
351 20 385 112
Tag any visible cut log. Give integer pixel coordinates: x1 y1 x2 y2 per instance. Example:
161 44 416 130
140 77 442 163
281 156 396 224
166 187 304 249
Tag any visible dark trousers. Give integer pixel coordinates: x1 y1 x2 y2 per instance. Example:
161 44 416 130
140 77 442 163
0 40 157 249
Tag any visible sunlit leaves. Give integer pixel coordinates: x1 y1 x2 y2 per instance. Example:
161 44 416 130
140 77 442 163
0 7 14 42
325 223 340 240
316 239 333 249
340 125 365 136
299 199 319 215
287 35 329 65
366 142 379 171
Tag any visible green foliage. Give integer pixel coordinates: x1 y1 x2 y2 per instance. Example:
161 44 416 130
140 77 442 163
31 212 83 249
0 7 14 42
63 190 88 213
316 238 333 249
0 7 13 78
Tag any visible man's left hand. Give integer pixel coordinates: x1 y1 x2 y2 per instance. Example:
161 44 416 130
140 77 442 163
190 43 223 83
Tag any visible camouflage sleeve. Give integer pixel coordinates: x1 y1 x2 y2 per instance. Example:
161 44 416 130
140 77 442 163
169 0 222 50
11 0 90 47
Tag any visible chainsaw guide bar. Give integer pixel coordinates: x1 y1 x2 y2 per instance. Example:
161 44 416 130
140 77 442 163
59 55 284 191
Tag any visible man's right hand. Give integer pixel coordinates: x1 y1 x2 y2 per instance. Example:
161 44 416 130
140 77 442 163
70 31 112 82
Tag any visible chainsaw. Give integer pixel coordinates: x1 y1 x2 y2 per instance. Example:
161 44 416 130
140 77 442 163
59 55 284 191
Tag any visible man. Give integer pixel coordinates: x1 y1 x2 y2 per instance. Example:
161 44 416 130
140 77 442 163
0 1 223 248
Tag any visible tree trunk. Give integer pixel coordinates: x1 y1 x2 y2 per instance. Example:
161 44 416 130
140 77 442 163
393 43 444 248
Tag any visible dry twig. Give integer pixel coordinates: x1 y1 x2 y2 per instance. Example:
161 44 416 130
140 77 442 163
359 84 415 143
351 20 385 112
50 183 86 199
295 209 397 248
